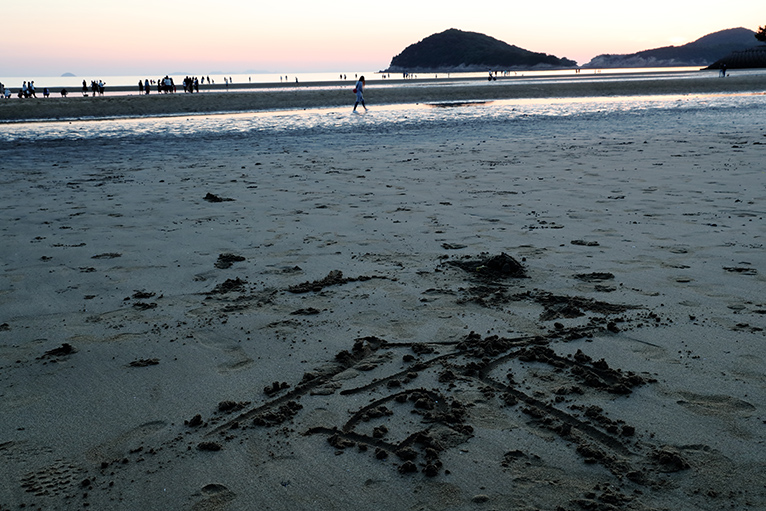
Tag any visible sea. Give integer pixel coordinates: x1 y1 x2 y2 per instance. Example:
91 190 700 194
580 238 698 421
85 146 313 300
2 67 765 143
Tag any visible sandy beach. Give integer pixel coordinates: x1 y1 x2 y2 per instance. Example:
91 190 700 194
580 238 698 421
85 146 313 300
1 72 765 122
1 78 765 511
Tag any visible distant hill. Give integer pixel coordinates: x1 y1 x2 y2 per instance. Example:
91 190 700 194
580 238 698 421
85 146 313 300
385 29 577 72
61 72 76 77
583 28 757 68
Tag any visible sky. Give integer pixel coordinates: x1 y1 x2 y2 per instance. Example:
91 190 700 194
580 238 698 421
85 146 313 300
4 0 764 76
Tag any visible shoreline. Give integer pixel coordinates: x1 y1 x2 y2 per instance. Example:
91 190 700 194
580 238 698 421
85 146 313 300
1 72 764 123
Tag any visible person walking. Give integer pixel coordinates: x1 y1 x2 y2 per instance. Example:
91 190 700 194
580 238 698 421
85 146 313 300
353 75 367 112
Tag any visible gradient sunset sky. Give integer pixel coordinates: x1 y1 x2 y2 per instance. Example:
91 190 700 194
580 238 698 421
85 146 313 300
6 0 764 76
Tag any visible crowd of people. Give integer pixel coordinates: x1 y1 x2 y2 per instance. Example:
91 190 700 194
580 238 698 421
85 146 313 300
0 74 346 100
0 76 204 99
0 79 111 98
2 75 298 100
1 80 54 99
136 76 213 94
82 80 107 96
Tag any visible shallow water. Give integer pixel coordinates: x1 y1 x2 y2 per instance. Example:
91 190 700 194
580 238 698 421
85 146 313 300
2 90 764 144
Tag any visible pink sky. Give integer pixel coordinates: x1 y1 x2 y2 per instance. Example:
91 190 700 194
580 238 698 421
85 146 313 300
5 1 764 76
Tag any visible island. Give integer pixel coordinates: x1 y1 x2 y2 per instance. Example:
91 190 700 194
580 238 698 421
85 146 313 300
384 28 577 73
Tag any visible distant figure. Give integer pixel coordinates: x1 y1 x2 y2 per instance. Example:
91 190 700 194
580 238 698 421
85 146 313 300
138 80 144 94
4 88 11 99
353 75 367 112
43 87 49 98
60 88 68 97
82 80 88 96
720 64 727 77
145 79 150 94
29 81 37 98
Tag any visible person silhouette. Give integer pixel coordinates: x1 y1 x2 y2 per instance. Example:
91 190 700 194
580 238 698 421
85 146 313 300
353 76 367 112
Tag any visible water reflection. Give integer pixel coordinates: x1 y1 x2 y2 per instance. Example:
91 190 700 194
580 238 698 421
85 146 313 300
1 91 762 143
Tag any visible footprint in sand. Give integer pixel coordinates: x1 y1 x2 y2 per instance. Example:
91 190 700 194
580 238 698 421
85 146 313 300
216 346 255 373
676 391 755 417
195 332 255 373
20 459 89 498
85 420 168 462
192 483 236 511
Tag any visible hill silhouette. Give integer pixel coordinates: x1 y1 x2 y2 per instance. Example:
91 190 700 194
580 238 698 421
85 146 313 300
584 27 756 68
385 29 576 72
707 45 766 69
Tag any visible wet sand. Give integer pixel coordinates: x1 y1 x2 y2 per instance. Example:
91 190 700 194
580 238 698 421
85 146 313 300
0 87 765 511
1 72 764 122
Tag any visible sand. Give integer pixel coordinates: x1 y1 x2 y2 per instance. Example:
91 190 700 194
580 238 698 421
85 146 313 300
1 72 765 122
0 82 765 511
